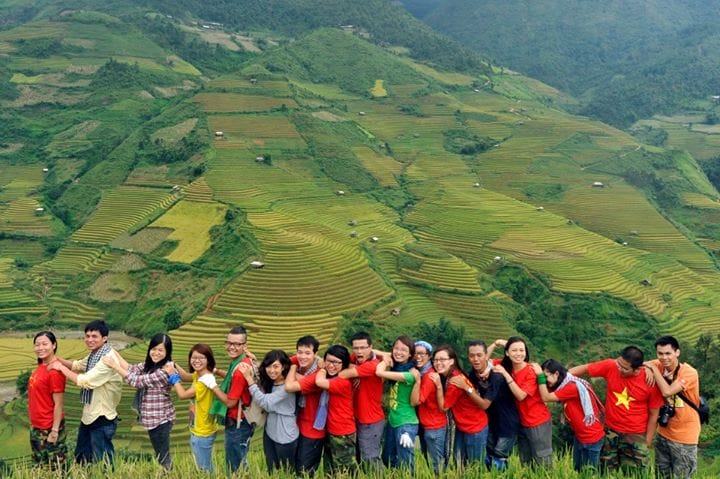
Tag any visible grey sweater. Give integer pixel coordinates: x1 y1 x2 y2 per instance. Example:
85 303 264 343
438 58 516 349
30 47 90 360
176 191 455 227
249 383 299 444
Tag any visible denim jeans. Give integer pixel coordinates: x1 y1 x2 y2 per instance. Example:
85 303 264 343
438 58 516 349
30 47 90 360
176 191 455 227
423 426 447 474
454 426 488 465
74 416 117 466
225 418 254 472
147 421 173 470
382 423 418 471
573 437 604 472
190 432 216 472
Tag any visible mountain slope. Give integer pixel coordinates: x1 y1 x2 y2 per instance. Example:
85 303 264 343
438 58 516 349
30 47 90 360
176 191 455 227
401 0 720 127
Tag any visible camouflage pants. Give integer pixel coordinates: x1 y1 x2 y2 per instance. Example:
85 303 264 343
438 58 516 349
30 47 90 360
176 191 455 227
325 433 357 475
655 434 697 479
30 420 67 467
601 429 648 472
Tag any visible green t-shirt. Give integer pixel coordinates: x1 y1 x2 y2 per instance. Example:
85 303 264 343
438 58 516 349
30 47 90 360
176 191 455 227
388 372 419 427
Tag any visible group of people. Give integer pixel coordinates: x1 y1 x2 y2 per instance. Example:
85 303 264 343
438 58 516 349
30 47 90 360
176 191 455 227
27 319 703 478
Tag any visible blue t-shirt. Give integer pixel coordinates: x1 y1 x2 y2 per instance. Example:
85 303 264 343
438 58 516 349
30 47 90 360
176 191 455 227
468 369 520 437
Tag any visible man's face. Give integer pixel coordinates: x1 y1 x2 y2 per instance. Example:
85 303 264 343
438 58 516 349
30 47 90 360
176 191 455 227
351 339 371 363
85 330 106 353
225 333 247 359
616 357 637 377
656 344 680 371
468 345 487 372
296 345 316 368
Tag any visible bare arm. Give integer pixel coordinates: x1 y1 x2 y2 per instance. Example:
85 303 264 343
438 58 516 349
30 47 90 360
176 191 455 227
173 381 196 400
410 370 421 406
285 364 302 393
47 392 64 444
646 408 659 447
643 363 683 398
486 339 506 358
315 369 329 390
338 364 358 379
568 364 589 377
47 362 79 385
492 364 527 401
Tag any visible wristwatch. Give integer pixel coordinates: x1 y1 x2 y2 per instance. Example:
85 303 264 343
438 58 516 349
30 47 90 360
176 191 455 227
467 387 474 395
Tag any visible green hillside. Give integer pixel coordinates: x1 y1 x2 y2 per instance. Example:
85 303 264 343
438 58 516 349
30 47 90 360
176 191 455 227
2 0 720 461
401 0 720 127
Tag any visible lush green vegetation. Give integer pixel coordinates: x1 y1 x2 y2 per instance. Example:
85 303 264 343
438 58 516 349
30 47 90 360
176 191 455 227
402 0 720 127
2 0 720 464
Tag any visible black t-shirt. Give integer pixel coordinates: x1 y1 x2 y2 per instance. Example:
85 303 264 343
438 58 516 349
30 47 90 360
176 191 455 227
468 369 520 437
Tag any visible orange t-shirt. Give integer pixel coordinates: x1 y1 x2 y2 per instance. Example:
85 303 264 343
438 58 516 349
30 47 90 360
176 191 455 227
653 360 701 445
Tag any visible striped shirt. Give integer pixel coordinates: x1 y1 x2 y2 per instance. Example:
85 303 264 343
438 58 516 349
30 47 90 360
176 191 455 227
126 364 176 430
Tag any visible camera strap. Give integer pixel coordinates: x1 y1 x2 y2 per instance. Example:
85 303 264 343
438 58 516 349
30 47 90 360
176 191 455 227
662 363 701 412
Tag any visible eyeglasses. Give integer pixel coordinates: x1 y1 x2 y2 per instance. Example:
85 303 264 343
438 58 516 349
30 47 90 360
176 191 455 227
433 358 451 363
190 356 207 362
415 352 429 356
351 345 369 351
225 341 247 348
325 359 343 365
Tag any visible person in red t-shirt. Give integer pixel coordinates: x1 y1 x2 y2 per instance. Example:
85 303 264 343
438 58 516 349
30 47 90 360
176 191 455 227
205 326 254 473
570 345 663 472
492 337 552 467
338 332 384 467
28 331 66 467
316 344 357 475
531 359 604 471
433 345 489 466
284 335 325 476
414 340 447 474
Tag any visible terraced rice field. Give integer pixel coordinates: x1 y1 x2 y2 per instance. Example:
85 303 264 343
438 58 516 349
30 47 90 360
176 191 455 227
0 336 88 381
208 114 303 143
0 240 45 263
193 93 298 112
352 146 401 186
35 244 122 275
71 187 177 244
147 200 227 263
0 197 53 236
151 118 198 143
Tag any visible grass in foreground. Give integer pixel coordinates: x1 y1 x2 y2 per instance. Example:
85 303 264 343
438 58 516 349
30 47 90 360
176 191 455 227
4 448 720 479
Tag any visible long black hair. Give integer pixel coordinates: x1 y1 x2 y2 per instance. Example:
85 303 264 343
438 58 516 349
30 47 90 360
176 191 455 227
500 336 530 375
541 358 567 392
144 333 173 373
33 331 58 364
259 350 291 393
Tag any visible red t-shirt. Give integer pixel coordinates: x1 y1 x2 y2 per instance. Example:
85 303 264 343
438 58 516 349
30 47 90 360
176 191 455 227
443 370 487 433
227 357 252 420
298 371 325 439
352 357 385 424
327 377 356 436
554 382 605 444
418 368 447 430
513 363 552 428
28 362 66 429
588 358 664 434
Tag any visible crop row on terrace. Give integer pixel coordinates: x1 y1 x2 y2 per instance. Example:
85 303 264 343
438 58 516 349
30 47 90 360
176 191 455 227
207 114 303 139
352 146 401 187
147 200 227 263
35 244 122 275
71 187 178 244
193 93 298 112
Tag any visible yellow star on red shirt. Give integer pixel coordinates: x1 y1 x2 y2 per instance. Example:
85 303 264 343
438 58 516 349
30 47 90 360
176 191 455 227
613 387 636 410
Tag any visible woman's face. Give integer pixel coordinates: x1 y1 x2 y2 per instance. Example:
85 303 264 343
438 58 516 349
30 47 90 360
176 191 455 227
34 335 56 362
432 351 454 375
506 341 527 366
544 369 560 388
190 351 209 372
392 341 411 364
324 354 343 376
414 346 430 368
265 360 284 382
149 343 167 364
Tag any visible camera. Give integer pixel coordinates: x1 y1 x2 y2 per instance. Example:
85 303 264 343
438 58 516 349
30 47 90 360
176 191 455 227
658 404 675 427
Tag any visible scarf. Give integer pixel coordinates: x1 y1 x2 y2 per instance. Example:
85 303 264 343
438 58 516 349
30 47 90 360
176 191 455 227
555 372 604 426
297 359 319 409
209 354 245 423
418 361 433 376
313 389 329 430
81 343 112 404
